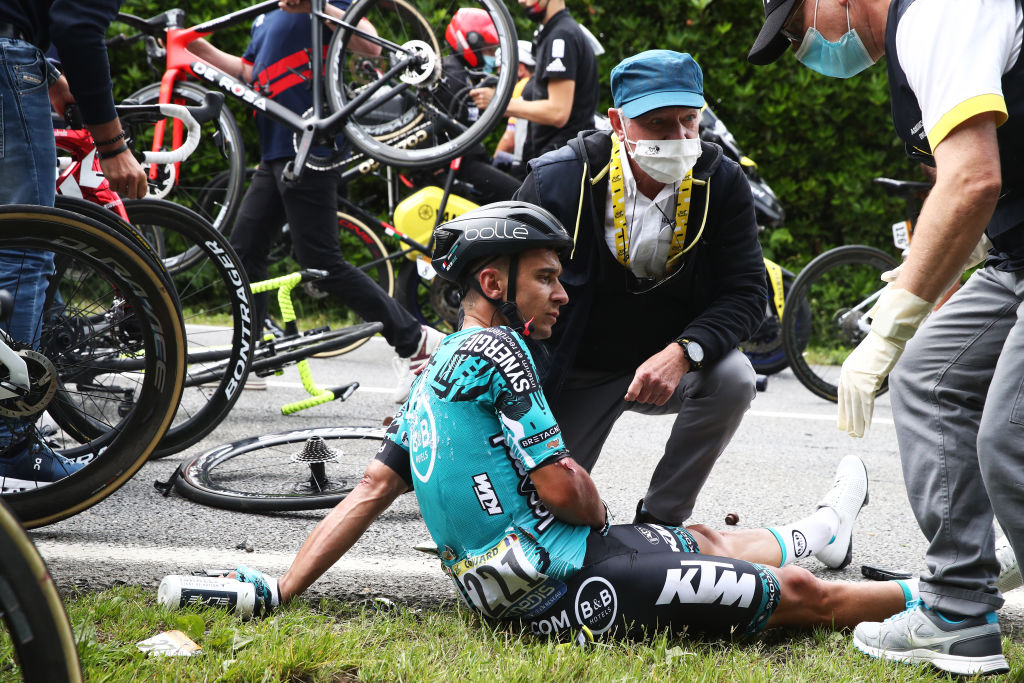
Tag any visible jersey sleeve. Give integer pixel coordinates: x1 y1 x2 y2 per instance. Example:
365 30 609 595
377 403 413 487
479 329 569 472
896 0 1019 151
535 27 584 83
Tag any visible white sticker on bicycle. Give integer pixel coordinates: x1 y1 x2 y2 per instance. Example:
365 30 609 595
891 221 910 251
448 533 565 619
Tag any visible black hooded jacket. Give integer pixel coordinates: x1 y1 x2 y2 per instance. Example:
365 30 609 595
515 130 767 398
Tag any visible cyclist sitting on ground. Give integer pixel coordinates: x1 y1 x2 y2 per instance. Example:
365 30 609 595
185 0 442 402
231 202 919 641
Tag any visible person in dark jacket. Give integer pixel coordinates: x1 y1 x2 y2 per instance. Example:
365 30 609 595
515 50 768 528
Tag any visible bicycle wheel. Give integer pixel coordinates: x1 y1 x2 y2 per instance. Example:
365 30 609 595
782 245 900 403
120 199 254 457
0 500 82 682
396 259 459 332
0 206 185 528
175 426 386 511
325 0 518 168
741 267 809 376
250 323 382 375
127 81 247 237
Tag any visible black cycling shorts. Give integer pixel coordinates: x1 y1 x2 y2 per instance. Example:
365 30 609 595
519 524 781 640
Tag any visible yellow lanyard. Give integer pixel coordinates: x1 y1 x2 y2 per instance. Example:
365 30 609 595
608 133 693 272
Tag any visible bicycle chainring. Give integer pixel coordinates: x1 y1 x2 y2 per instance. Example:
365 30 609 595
0 349 58 418
143 161 176 200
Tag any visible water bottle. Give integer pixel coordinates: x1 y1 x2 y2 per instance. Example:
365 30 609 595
158 575 255 619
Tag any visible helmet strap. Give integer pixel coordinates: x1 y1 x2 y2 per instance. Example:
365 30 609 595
469 254 533 335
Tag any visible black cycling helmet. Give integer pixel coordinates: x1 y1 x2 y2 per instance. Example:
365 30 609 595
432 200 572 283
431 201 572 335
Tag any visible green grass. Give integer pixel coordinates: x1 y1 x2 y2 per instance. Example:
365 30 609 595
4 586 1022 682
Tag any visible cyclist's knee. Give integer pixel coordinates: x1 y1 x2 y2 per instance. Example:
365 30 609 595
776 565 832 620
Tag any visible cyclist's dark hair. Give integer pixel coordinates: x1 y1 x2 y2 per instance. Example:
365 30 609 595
431 201 572 335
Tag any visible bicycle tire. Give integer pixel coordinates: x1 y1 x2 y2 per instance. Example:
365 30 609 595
127 81 247 240
175 426 387 511
249 322 382 375
782 245 900 403
396 259 459 332
120 199 255 457
741 267 809 376
312 211 395 357
325 0 518 169
0 206 185 528
0 500 82 682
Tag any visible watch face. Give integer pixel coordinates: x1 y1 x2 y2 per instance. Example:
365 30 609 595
687 341 704 363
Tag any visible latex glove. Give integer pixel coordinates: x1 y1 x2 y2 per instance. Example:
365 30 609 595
838 288 933 437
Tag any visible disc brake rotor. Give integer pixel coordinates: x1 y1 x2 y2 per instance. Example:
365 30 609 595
0 349 58 418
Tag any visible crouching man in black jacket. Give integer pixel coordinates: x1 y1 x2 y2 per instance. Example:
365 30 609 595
516 50 768 528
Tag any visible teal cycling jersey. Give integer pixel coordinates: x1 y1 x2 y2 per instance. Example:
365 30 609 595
386 325 590 615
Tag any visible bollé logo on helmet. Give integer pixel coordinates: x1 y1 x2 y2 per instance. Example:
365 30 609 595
464 220 530 241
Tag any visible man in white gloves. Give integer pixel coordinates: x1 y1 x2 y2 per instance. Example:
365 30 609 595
750 0 1023 677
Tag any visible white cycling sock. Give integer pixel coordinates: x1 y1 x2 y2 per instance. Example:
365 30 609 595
767 507 840 565
895 578 920 607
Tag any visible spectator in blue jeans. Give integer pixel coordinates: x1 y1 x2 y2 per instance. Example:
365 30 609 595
0 0 148 485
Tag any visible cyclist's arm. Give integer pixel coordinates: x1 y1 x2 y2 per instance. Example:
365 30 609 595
279 0 381 57
186 40 253 83
504 78 574 128
530 456 606 530
893 114 1001 302
277 458 408 602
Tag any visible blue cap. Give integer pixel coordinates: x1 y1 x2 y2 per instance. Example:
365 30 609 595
611 50 705 119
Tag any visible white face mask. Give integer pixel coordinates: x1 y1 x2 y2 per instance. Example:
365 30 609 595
622 125 702 185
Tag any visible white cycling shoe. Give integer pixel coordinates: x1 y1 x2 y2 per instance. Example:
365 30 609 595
814 455 869 570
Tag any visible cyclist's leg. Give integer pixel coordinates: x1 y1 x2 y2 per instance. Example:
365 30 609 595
229 161 289 326
273 161 421 356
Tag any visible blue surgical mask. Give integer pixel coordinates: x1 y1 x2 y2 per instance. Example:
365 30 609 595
482 54 497 73
794 0 875 79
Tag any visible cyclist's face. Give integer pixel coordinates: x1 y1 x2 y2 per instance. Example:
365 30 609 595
614 106 700 142
513 248 567 339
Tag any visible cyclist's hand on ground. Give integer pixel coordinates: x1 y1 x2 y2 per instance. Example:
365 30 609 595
100 152 148 199
837 287 933 437
624 344 686 406
470 87 495 110
234 565 282 617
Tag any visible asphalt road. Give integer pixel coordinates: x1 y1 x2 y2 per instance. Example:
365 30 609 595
28 336 1024 634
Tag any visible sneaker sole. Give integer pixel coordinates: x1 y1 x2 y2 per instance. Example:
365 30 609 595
853 636 1010 676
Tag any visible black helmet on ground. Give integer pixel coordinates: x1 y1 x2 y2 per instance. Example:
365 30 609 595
431 201 573 335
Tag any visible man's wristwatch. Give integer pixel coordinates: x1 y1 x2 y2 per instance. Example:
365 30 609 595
675 337 704 371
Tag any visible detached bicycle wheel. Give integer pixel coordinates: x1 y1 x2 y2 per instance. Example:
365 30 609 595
175 426 386 512
325 0 518 168
782 245 900 402
0 500 81 682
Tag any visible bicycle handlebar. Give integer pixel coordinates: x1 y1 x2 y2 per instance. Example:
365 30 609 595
116 91 224 165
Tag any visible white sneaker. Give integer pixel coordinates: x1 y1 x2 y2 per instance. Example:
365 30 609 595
814 455 869 569
391 325 445 403
995 536 1022 593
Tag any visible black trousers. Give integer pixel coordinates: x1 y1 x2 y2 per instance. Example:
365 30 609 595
229 158 421 356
